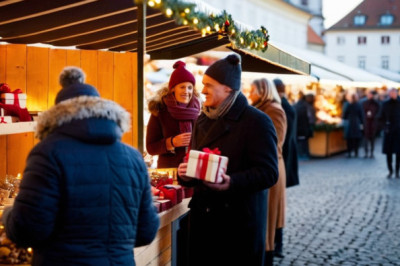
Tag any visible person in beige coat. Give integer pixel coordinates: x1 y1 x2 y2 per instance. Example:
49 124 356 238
249 78 287 266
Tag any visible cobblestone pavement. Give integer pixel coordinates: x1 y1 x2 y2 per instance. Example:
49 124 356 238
275 138 400 266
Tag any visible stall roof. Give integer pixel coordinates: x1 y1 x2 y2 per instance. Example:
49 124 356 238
272 41 400 86
0 0 309 75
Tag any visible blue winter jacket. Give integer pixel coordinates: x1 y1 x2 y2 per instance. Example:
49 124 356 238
2 96 159 265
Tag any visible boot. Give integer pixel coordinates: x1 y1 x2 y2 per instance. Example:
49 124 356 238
264 251 274 266
274 228 284 258
387 171 393 178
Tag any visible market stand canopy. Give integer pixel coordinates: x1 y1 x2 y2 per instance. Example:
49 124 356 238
0 0 310 75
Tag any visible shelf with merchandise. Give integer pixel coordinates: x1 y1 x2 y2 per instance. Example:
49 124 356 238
0 122 36 136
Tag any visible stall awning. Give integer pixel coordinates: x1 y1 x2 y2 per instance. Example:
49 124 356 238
0 0 309 75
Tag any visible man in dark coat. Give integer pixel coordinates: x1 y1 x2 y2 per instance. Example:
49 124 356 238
2 72 159 265
294 92 315 160
177 54 279 266
362 90 380 158
273 78 299 188
380 88 400 178
343 93 364 158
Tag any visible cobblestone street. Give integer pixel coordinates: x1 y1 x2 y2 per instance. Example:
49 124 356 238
276 138 400 266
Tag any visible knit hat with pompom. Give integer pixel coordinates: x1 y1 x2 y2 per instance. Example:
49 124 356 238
168 61 196 90
204 54 242 91
59 66 86 88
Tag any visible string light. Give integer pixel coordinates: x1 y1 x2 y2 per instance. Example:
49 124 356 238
165 8 173 17
148 1 155 7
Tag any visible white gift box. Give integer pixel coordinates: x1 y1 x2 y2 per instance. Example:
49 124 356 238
0 108 19 123
1 92 27 108
186 150 229 183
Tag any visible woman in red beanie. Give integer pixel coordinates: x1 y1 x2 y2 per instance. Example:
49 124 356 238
146 61 201 168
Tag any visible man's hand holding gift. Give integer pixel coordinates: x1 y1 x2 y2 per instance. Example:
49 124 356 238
178 147 230 191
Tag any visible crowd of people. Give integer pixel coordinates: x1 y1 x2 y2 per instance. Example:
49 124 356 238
341 87 400 178
1 54 399 266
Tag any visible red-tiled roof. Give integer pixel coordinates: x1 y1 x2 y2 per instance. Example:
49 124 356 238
308 25 325 45
326 0 400 30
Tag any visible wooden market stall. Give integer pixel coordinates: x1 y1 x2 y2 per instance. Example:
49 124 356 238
0 0 310 265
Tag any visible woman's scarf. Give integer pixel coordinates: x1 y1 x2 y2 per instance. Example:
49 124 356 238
164 93 201 133
202 90 240 120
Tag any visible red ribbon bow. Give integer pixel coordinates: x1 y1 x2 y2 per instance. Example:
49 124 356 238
202 147 221 155
0 83 11 93
184 147 221 163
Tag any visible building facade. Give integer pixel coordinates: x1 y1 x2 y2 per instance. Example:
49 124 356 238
324 0 400 79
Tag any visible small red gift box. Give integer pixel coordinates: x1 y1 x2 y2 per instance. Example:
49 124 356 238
159 186 178 206
163 185 183 203
185 148 228 183
155 199 172 212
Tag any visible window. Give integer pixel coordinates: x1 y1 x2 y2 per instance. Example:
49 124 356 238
337 56 345 63
354 15 366 25
358 56 366 69
358 36 367 45
381 36 390 44
380 14 394 25
381 56 389 69
337 36 345 45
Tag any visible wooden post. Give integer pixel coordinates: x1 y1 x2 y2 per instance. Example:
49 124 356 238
137 0 146 153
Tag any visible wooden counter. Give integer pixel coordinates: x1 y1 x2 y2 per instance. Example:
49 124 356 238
134 198 190 266
309 127 347 157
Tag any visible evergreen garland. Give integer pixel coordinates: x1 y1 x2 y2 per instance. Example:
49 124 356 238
144 0 270 52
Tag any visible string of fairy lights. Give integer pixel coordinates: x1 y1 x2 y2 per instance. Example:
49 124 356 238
145 0 270 52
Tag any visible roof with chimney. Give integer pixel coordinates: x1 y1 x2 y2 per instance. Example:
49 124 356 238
326 0 400 31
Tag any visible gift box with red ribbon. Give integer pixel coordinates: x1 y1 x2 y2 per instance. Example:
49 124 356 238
1 92 27 109
185 148 229 183
0 83 31 122
160 184 183 206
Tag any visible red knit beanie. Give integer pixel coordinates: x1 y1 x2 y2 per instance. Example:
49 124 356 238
168 61 196 90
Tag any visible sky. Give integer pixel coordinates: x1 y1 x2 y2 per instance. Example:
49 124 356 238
323 0 364 28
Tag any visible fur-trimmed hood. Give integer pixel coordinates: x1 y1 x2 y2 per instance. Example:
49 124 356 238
147 87 169 116
36 96 131 141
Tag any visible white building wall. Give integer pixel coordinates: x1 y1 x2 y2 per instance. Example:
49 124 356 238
325 30 400 73
288 0 324 36
209 0 310 49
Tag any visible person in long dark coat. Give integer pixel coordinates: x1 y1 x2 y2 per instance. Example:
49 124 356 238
2 77 159 265
362 90 380 158
177 54 279 266
273 78 299 188
294 92 315 160
343 92 364 158
380 88 400 178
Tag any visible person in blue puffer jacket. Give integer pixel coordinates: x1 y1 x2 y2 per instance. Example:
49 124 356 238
2 67 159 266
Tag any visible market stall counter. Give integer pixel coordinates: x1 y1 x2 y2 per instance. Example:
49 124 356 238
309 124 347 157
